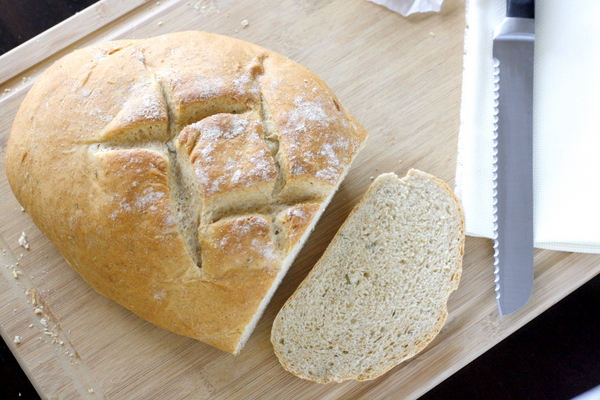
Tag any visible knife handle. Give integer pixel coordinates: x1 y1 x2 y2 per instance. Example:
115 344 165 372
507 0 535 19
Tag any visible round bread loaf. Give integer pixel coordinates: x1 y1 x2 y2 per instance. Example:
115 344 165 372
5 31 367 354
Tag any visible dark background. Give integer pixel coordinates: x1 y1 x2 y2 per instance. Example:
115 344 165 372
1 1 599 399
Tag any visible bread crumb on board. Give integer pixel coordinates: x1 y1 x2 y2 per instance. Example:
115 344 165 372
241 19 249 28
29 289 38 307
18 232 30 250
13 335 23 344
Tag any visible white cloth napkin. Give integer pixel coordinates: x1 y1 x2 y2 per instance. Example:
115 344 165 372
456 0 600 253
366 0 444 17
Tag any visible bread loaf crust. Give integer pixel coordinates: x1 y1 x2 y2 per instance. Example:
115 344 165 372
5 31 367 354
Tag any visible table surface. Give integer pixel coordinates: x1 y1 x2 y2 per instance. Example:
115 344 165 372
0 1 599 399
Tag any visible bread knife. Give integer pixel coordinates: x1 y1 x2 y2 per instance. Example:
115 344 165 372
492 0 535 316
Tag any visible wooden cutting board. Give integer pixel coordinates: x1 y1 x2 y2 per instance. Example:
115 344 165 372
1 0 599 398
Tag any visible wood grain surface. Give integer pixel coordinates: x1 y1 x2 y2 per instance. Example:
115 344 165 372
1 0 599 399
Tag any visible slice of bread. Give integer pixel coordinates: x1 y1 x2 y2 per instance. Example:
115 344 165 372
270 169 465 383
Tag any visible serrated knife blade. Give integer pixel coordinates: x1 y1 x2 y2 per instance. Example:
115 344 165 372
492 0 535 316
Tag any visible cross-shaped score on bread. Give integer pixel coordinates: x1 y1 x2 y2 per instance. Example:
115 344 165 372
5 31 368 354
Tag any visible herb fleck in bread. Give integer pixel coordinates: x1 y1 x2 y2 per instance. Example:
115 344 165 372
271 170 464 382
5 31 367 354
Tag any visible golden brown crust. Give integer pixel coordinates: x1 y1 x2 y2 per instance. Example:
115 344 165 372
5 31 368 354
